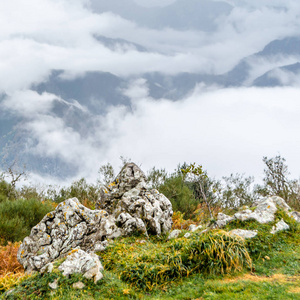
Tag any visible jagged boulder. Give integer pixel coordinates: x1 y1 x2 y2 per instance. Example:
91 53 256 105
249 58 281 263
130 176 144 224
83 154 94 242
17 198 121 272
18 163 174 274
216 196 299 229
96 163 173 236
234 196 291 224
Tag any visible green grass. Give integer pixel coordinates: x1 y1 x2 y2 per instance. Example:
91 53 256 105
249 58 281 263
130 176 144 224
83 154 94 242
1 208 300 300
102 230 251 290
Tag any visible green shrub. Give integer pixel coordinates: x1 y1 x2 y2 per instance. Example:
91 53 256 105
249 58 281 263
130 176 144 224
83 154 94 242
181 230 252 275
0 198 53 243
158 175 198 219
102 230 252 290
47 178 99 209
0 180 13 203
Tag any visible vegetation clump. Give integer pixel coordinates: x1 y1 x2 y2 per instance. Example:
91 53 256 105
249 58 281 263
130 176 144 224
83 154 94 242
102 230 252 291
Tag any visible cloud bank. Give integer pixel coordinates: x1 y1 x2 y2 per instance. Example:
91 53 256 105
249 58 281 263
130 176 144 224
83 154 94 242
1 0 300 185
3 84 300 185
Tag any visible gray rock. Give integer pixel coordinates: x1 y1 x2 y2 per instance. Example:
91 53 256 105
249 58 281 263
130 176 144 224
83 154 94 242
48 279 59 290
234 209 253 221
58 249 104 283
73 281 85 289
40 263 53 274
234 196 291 224
168 229 181 240
94 241 109 252
215 213 235 228
18 163 174 274
229 229 258 239
291 211 300 222
17 198 119 272
184 232 191 238
96 163 173 236
270 219 290 234
189 224 203 232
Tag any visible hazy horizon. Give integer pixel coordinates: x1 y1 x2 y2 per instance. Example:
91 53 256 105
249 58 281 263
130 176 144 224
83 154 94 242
1 0 300 186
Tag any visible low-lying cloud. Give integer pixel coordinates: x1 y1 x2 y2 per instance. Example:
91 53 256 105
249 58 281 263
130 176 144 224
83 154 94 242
1 0 300 185
3 85 299 185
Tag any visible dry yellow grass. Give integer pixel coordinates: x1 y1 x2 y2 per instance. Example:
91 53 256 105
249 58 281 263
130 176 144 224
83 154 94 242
221 273 300 284
0 242 24 276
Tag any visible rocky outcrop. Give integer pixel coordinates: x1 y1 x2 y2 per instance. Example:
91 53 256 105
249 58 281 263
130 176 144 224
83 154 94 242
18 163 173 274
17 198 120 273
234 196 290 224
96 163 173 236
216 196 299 229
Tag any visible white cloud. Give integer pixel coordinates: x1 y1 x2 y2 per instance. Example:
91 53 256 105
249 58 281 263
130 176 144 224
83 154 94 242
1 0 300 93
4 84 300 184
95 84 300 181
1 0 300 184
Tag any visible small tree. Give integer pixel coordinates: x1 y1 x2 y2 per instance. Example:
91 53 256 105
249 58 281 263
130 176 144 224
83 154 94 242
147 167 168 190
98 163 115 186
256 155 300 208
158 174 198 219
181 163 217 219
220 174 255 208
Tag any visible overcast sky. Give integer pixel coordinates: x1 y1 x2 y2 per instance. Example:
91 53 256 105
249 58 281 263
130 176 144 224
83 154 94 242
1 0 300 185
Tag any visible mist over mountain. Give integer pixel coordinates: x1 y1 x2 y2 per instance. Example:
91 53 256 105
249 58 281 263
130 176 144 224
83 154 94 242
90 0 233 31
1 0 300 183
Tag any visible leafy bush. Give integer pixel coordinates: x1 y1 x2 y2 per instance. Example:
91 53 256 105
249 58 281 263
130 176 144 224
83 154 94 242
172 211 196 230
47 178 99 209
0 180 14 203
158 175 198 219
0 198 53 243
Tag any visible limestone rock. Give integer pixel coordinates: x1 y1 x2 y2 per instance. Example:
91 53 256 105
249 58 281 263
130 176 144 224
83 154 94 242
18 163 174 274
94 241 108 253
40 263 53 274
96 163 173 236
168 229 181 240
189 224 203 232
73 281 85 289
215 213 235 228
270 219 290 234
234 209 253 221
49 279 59 290
229 229 258 239
17 198 119 272
58 249 104 283
234 196 292 224
184 232 191 238
291 211 300 223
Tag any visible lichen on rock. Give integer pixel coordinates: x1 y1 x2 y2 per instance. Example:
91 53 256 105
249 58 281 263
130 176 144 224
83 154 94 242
96 163 173 236
17 163 174 275
17 197 119 273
